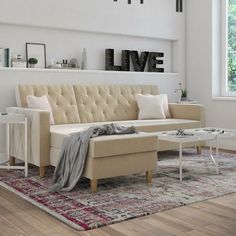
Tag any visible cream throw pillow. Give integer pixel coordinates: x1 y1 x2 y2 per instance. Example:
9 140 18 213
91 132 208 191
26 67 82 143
159 94 171 118
27 95 55 125
136 94 166 120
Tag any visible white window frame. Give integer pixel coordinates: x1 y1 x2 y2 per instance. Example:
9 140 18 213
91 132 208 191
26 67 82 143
222 0 236 96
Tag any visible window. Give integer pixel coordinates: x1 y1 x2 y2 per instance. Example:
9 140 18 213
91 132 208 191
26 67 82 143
222 0 236 96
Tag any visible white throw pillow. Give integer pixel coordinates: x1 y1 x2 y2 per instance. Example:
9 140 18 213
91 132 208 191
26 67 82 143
135 94 166 120
27 95 55 125
158 94 171 118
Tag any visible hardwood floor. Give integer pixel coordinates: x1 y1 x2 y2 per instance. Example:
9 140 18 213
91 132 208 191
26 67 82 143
0 187 235 236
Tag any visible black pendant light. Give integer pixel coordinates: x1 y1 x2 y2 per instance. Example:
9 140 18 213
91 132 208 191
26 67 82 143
176 0 183 12
113 0 182 12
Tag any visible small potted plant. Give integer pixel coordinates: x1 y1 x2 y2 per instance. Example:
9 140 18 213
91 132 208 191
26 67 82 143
181 89 188 101
28 58 38 68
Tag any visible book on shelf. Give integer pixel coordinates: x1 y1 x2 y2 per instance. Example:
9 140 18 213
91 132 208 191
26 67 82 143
0 48 11 68
12 59 27 68
12 64 27 68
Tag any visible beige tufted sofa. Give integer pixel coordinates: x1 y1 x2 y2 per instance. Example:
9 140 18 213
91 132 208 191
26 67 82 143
7 84 205 192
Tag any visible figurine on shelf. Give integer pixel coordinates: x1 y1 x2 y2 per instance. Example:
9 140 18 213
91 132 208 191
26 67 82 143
62 59 69 69
11 54 27 68
69 58 79 69
48 59 62 69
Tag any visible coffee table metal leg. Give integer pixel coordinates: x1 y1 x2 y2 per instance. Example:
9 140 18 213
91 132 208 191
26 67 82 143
24 118 28 177
6 122 10 168
209 141 216 165
209 140 219 175
210 142 212 156
216 139 219 175
179 143 183 182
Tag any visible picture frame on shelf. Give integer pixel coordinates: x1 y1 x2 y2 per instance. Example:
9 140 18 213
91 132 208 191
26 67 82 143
26 43 46 68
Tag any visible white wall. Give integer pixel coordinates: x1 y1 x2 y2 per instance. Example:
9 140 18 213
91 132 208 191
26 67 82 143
0 0 186 76
0 0 186 159
186 0 236 150
0 0 183 40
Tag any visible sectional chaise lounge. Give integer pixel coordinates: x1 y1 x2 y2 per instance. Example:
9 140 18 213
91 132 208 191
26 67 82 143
7 84 205 192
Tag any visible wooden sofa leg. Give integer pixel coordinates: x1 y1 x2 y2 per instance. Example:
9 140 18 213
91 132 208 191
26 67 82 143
197 146 202 155
9 156 16 166
90 179 98 193
39 167 46 177
146 171 152 184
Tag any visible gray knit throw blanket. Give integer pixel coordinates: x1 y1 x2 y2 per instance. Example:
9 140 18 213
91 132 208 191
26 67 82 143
49 123 136 192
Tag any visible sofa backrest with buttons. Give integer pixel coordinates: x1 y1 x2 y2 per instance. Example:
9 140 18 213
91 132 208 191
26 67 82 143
16 85 81 124
16 84 159 124
73 85 159 123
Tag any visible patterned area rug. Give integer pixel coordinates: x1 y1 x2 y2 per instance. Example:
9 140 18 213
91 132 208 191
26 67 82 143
0 149 236 231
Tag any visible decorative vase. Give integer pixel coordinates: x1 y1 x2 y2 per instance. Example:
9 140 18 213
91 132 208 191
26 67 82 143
81 48 87 70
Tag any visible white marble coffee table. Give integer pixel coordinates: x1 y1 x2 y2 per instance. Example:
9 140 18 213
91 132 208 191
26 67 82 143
156 128 236 182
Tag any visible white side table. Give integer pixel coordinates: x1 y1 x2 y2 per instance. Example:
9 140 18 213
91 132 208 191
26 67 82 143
0 112 28 177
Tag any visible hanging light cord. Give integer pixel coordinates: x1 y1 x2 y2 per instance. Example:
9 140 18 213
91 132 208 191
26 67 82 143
114 0 144 4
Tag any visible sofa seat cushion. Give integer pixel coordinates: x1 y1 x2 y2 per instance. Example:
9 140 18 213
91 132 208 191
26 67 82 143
90 133 158 158
51 129 157 159
50 119 200 153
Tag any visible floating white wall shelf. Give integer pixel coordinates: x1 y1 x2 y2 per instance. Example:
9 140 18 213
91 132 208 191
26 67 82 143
0 67 178 76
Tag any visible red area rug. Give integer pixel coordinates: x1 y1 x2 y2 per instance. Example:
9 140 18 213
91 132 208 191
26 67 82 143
0 149 236 231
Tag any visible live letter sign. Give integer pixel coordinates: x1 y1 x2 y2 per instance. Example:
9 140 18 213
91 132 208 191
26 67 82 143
105 49 164 72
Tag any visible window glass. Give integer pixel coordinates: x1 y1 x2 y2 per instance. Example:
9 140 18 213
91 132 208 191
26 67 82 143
228 0 236 92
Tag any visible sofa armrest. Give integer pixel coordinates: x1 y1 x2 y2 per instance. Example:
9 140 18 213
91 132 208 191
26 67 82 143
6 107 50 167
168 103 206 127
